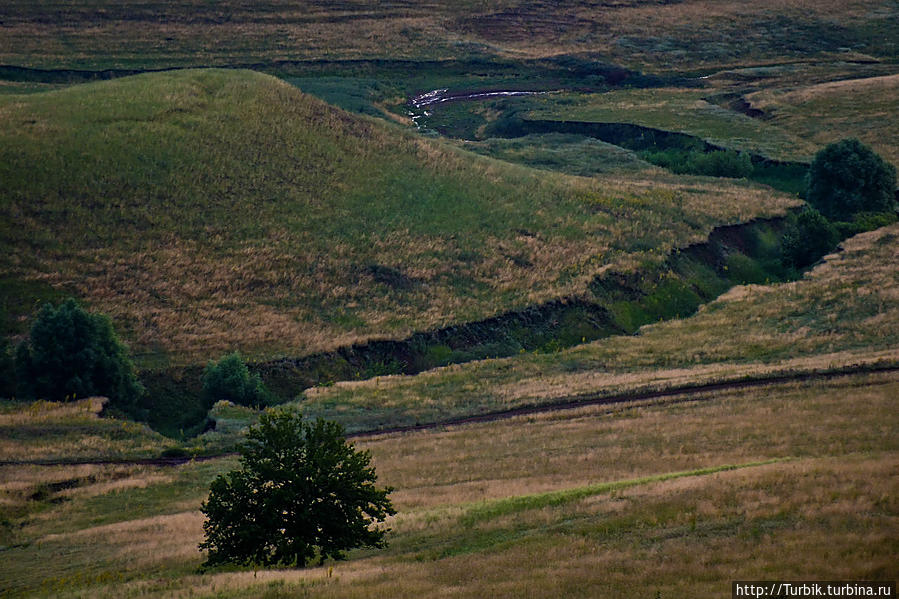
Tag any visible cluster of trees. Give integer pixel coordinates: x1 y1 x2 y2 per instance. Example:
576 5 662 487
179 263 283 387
783 138 896 268
1 299 143 414
2 300 395 569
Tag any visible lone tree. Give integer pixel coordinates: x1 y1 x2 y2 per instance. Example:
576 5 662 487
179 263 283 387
199 410 395 569
15 299 143 412
807 138 897 221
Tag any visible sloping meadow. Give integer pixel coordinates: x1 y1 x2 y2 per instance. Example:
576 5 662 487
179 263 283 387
0 68 796 366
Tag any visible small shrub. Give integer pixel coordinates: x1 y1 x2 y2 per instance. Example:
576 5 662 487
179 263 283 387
202 352 273 408
688 150 754 178
640 149 753 178
833 211 899 238
725 253 769 285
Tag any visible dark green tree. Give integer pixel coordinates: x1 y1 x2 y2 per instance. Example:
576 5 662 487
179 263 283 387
15 299 143 411
202 352 273 408
806 138 897 221
199 410 395 569
781 207 840 269
0 335 16 399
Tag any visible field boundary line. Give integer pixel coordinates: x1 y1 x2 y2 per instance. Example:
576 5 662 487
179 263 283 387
2 362 897 467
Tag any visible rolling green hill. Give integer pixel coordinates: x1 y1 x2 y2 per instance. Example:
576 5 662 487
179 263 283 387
0 68 796 367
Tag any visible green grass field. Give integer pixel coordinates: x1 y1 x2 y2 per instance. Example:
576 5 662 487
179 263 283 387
0 68 797 369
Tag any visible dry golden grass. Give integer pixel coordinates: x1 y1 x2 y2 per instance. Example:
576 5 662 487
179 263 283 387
359 373 899 511
0 396 105 425
0 397 169 462
9 373 892 598
747 74 899 168
302 223 899 429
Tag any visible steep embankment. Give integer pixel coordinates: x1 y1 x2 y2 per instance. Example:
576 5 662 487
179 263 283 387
0 68 797 370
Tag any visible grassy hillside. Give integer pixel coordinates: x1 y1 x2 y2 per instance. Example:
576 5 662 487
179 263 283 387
522 88 820 163
0 398 169 463
1 0 895 72
299 222 899 432
0 1 896 596
0 68 796 367
746 73 899 169
1 371 895 597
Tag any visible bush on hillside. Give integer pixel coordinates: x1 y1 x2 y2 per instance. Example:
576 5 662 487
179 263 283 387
781 207 841 269
15 299 143 411
806 138 897 221
640 148 754 178
202 352 273 408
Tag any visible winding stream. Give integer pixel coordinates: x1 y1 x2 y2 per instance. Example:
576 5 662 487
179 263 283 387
408 87 552 128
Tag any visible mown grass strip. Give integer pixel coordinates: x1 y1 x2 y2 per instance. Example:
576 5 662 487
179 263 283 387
460 458 795 526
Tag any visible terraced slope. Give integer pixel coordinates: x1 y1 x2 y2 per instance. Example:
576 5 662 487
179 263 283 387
746 73 899 169
0 68 795 366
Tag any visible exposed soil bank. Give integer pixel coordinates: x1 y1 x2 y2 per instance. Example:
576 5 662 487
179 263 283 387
140 214 801 437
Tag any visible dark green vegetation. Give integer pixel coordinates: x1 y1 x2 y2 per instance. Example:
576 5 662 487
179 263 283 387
418 99 812 196
202 353 273 409
13 300 143 414
640 148 753 179
200 411 394 569
807 138 898 221
782 208 841 269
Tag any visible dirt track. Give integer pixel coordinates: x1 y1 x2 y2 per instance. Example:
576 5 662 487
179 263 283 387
4 363 897 468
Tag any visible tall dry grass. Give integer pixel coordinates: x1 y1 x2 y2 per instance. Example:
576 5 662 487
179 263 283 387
7 373 892 598
302 223 899 430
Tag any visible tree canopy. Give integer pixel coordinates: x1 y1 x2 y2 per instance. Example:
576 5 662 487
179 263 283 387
806 138 897 221
781 207 840 269
202 352 273 408
199 410 395 569
15 299 143 411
